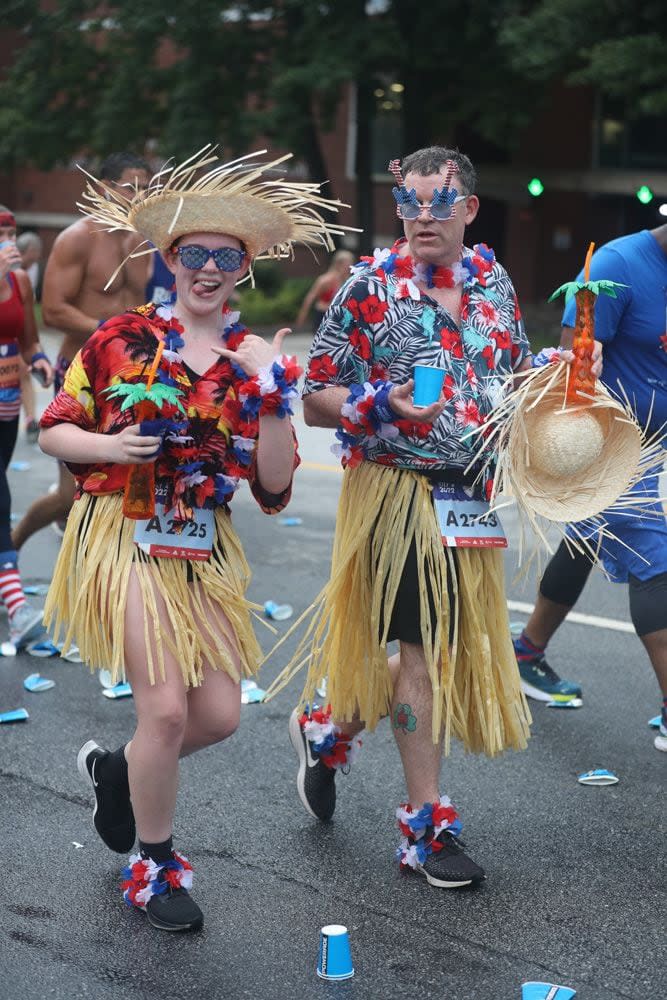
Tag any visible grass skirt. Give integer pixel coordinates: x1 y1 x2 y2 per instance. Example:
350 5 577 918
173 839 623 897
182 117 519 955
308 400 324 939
265 462 531 756
43 492 263 688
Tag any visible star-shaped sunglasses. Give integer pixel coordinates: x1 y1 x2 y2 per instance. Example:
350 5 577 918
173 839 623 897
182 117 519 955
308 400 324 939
176 244 246 272
389 158 466 221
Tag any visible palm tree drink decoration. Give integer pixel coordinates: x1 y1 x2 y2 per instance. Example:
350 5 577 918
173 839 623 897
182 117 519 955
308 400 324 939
104 340 185 519
549 241 623 406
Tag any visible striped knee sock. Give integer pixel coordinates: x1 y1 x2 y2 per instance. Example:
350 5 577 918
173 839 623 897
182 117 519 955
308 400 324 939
0 563 26 618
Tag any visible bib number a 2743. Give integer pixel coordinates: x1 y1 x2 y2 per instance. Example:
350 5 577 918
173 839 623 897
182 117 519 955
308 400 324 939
133 503 215 561
433 482 507 549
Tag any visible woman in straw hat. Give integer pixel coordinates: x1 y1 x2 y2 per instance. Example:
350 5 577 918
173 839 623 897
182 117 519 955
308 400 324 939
38 148 348 932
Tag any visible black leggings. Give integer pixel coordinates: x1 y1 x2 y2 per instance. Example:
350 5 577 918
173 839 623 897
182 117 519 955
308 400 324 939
0 417 19 558
539 539 667 637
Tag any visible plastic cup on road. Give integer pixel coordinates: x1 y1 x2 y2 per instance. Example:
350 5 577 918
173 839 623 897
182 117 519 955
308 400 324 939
413 365 446 407
317 924 354 981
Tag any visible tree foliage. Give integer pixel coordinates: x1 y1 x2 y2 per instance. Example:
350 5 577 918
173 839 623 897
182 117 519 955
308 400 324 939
499 0 667 116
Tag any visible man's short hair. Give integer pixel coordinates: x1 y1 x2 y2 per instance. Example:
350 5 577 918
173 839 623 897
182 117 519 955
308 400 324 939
401 147 477 195
100 152 151 182
17 232 42 252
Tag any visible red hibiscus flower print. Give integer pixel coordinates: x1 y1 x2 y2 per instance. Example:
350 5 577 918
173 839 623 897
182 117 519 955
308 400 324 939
308 354 339 382
514 295 522 322
346 298 361 322
370 362 388 381
478 301 499 326
455 399 482 427
491 327 511 350
442 374 456 400
350 327 372 360
481 345 495 370
440 327 463 358
359 295 389 326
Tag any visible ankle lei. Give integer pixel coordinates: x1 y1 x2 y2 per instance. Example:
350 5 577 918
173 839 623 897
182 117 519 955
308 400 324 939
121 851 193 909
300 705 362 770
353 239 495 296
396 795 462 869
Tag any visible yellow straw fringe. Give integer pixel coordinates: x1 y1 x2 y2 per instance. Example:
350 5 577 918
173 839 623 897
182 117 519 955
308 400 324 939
43 493 263 688
264 463 531 756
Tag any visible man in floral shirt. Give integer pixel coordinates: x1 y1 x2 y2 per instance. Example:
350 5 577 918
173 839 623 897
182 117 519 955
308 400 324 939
286 146 539 889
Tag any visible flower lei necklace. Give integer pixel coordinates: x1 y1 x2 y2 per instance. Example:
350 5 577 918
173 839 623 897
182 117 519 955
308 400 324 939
353 238 496 298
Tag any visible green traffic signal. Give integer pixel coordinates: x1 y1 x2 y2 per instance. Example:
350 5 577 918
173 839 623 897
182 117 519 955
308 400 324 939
636 185 654 204
527 177 544 197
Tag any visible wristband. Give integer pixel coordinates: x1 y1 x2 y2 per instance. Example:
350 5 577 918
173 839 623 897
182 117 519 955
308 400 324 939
531 347 562 368
30 351 50 365
333 379 400 467
237 354 303 420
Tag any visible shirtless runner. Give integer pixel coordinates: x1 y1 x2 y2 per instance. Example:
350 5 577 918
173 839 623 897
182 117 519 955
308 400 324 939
12 152 152 549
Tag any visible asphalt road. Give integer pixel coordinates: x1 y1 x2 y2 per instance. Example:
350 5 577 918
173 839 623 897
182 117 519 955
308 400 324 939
0 332 664 1000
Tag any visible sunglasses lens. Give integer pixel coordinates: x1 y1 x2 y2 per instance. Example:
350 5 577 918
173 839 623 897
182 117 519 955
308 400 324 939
399 205 420 220
430 204 453 221
179 246 208 269
213 248 244 271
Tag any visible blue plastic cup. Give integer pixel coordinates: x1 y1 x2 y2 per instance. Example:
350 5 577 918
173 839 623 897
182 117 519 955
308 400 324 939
522 983 576 1000
317 924 354 981
413 364 446 407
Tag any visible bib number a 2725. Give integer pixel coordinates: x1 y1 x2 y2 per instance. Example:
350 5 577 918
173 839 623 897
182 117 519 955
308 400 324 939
133 503 215 561
433 482 507 549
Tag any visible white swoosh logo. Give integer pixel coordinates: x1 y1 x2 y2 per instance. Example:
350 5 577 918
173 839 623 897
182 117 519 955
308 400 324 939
91 758 99 787
304 736 319 769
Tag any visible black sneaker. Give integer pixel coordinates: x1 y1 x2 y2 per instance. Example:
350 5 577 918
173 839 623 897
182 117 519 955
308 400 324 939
420 831 486 889
288 708 336 821
77 740 136 853
146 884 203 933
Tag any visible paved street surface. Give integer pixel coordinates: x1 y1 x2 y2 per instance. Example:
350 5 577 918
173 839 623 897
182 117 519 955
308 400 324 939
1 332 664 1000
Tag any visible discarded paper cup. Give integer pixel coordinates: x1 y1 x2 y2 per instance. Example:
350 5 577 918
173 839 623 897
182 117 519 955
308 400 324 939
317 924 354 981
522 982 576 1000
0 708 29 723
264 600 293 621
413 365 446 408
24 673 55 693
577 768 618 786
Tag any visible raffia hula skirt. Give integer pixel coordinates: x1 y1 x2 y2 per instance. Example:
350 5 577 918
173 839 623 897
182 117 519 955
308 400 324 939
43 492 264 689
265 462 531 756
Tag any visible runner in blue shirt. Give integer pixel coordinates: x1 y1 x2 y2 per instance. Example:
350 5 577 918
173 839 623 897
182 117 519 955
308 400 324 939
513 227 667 753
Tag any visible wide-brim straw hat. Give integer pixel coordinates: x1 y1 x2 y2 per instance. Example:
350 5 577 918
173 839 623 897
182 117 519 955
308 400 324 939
470 360 663 549
77 146 354 284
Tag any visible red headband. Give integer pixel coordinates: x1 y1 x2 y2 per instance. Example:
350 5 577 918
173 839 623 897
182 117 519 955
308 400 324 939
0 212 16 228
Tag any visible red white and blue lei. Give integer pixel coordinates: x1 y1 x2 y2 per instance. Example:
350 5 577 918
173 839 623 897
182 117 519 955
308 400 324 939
121 851 194 909
396 795 462 869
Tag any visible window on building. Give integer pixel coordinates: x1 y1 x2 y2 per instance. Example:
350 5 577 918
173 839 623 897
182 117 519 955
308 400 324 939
371 80 403 176
597 97 667 170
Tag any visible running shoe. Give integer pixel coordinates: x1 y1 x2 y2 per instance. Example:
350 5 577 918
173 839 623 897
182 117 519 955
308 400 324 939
77 740 135 853
514 644 582 703
9 603 44 648
420 831 486 889
288 708 336 821
146 882 204 932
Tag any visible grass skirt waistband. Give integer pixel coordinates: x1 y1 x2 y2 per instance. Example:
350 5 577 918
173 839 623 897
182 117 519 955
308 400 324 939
265 462 531 756
43 492 263 688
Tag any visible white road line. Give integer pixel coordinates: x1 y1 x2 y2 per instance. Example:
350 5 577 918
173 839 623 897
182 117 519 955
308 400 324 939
507 599 634 634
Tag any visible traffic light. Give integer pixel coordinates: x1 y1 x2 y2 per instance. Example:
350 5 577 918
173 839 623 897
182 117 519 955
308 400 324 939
636 185 654 205
527 177 544 197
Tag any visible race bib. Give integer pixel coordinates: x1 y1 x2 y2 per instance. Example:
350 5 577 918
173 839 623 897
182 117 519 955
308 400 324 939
433 481 507 548
133 503 215 561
